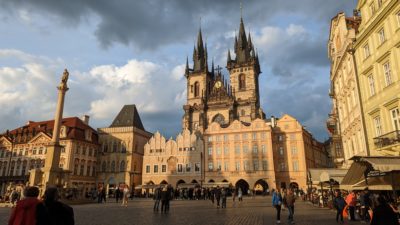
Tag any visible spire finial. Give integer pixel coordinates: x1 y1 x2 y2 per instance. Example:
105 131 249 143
240 1 243 19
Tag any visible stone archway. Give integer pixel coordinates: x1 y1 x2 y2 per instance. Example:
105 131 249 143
254 179 269 195
160 180 168 185
235 179 249 195
176 179 185 188
289 182 299 191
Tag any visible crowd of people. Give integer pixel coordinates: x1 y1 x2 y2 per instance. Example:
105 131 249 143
8 186 75 225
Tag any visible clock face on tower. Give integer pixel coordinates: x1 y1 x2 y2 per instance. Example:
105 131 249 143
214 81 222 89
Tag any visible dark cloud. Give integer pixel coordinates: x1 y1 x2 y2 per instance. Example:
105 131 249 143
0 0 356 50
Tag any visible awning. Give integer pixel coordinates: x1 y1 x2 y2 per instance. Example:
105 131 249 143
308 168 348 185
177 183 200 189
340 162 368 190
201 182 230 188
360 157 400 172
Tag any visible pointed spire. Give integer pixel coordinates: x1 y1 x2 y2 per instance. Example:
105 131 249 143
227 49 232 62
204 42 208 72
234 35 238 53
211 58 215 76
185 56 189 77
248 32 253 50
197 27 204 52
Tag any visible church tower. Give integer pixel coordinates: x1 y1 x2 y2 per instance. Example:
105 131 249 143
183 28 213 132
227 17 263 122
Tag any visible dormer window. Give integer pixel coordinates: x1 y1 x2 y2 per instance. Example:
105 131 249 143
60 126 67 138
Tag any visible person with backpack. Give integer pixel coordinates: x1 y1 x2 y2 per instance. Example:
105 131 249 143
333 191 346 223
272 189 283 224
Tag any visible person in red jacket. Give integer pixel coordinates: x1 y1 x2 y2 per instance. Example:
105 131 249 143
345 191 357 221
8 186 41 225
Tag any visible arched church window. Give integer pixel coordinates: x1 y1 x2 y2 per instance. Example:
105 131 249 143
194 82 200 97
239 74 246 90
111 161 116 172
212 114 225 125
120 161 125 171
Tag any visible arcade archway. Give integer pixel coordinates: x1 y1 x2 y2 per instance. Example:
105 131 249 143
254 179 269 195
235 179 249 195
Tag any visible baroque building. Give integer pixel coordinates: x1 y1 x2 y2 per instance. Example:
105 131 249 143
142 16 330 192
327 12 368 168
0 116 99 196
97 105 152 195
354 0 400 156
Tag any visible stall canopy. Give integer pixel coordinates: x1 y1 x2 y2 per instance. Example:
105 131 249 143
308 168 348 187
340 156 400 190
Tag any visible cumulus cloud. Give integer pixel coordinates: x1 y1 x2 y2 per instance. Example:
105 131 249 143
0 49 186 137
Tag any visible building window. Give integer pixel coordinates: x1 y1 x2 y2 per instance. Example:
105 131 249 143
279 147 284 156
224 135 228 142
111 161 115 172
208 136 212 142
177 164 183 173
243 145 248 153
293 161 299 172
383 62 392 86
390 108 400 131
252 133 257 140
291 146 298 155
146 165 150 173
153 164 158 173
378 28 386 44
208 162 213 171
242 133 248 140
224 161 229 171
262 160 268 170
162 164 167 173
278 135 283 142
261 132 266 139
335 143 342 157
185 163 191 172
374 116 383 137
363 44 370 59
290 134 296 140
261 145 266 154
235 146 240 155
32 148 37 155
377 0 383 8
216 147 221 155
244 160 249 171
253 160 259 171
217 161 221 171
239 74 246 90
235 161 240 171
252 145 258 154
87 166 91 176
195 163 200 172
120 161 125 171
370 3 376 15
368 75 376 96
208 147 213 156
224 147 229 155
194 82 200 97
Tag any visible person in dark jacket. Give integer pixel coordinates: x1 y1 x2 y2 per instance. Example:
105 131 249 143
360 188 371 222
214 186 222 208
272 189 283 224
333 191 346 223
8 186 41 225
160 186 170 213
153 187 161 212
36 187 75 225
370 195 399 225
115 188 121 203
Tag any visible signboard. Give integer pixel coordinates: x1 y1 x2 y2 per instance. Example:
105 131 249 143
367 170 386 177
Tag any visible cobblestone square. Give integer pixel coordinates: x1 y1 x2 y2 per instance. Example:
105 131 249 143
1 197 368 225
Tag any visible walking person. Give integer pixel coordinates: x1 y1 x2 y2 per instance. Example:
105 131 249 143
232 189 237 207
238 187 243 202
370 195 399 225
210 188 215 204
221 188 227 208
121 185 129 207
153 187 161 212
214 186 221 208
36 187 75 225
345 191 357 221
333 191 346 224
360 188 371 223
115 188 121 203
272 189 283 224
8 186 41 225
284 189 296 224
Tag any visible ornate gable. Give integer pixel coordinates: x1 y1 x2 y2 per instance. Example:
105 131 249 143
0 136 12 147
28 132 52 144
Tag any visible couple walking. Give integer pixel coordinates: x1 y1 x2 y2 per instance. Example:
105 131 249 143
272 189 296 224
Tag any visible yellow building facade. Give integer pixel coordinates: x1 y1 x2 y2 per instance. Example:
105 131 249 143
97 105 152 195
354 0 400 156
327 12 368 168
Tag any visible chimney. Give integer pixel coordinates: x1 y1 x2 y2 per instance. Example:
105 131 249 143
271 116 276 128
82 115 90 125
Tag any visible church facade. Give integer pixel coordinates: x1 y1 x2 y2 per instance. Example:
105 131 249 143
142 17 331 192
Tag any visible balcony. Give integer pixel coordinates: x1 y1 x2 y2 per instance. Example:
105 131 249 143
373 130 400 149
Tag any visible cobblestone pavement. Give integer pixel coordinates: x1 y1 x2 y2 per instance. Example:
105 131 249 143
0 197 368 225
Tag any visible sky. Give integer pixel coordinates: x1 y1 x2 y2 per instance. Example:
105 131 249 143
0 0 357 141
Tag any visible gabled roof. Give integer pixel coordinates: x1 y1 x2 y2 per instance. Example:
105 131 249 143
110 105 145 130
